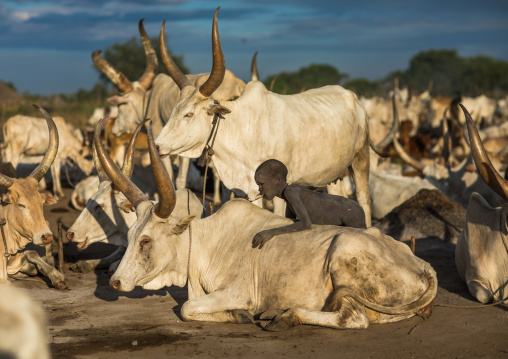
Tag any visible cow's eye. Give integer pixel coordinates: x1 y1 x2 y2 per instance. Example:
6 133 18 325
17 203 26 209
140 237 152 247
184 113 193 118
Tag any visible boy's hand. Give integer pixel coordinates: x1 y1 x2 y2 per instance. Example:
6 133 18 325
252 230 275 249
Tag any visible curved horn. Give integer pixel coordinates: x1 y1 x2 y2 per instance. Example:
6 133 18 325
92 138 109 183
251 51 259 81
0 169 14 189
137 19 158 90
147 121 176 218
94 116 148 209
121 117 149 178
29 105 59 183
92 50 133 93
269 76 277 92
393 137 425 172
461 103 508 201
441 107 451 166
374 94 400 151
159 20 193 90
199 7 226 97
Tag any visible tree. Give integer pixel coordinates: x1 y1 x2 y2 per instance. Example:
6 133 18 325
263 64 348 95
94 36 189 87
343 78 383 97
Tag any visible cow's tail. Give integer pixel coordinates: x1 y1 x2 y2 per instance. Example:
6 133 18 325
335 266 437 315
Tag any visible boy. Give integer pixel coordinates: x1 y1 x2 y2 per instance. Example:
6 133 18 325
252 159 367 249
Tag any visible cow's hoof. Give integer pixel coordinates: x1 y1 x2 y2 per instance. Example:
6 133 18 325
231 310 254 324
53 278 69 290
264 310 300 332
70 261 93 273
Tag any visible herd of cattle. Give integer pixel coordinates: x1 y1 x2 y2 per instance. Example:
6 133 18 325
1 6 507 357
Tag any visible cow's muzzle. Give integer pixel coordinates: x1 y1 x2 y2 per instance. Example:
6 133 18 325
66 231 74 242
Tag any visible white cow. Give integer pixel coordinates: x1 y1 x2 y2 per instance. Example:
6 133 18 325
2 114 94 197
92 19 245 194
455 104 508 303
0 106 67 289
67 119 203 273
155 8 389 225
0 285 50 359
96 117 437 330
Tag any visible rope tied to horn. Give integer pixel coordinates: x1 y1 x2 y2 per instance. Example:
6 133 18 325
197 100 226 216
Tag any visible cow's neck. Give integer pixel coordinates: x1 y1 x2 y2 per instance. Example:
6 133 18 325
204 97 265 199
0 207 29 256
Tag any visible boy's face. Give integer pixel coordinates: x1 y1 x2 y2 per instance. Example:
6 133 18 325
255 172 281 201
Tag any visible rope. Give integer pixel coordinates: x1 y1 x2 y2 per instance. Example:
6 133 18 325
64 161 76 189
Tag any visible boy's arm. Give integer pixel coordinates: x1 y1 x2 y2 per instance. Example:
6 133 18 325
252 186 312 249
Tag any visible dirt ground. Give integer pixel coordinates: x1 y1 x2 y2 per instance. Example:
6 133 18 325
10 187 508 359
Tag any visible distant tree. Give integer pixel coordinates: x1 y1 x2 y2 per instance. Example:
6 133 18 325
263 64 348 94
2 81 17 92
343 78 383 97
94 36 189 87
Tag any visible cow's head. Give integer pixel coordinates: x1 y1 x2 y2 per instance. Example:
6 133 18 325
0 106 58 246
92 19 157 137
456 104 508 303
66 121 146 249
155 7 231 159
93 116 195 292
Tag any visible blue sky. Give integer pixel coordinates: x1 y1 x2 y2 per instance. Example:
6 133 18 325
1 0 507 95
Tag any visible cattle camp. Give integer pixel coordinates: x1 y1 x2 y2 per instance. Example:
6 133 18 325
1 3 507 358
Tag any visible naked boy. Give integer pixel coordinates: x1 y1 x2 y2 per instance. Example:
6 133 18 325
252 159 367 249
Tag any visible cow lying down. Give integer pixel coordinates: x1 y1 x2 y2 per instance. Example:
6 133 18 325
96 117 438 330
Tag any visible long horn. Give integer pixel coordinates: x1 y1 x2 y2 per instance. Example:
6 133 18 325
461 104 508 201
29 105 59 183
159 20 193 90
441 107 451 167
92 138 109 183
393 137 425 172
269 76 277 92
94 116 148 209
92 50 133 93
199 7 226 97
121 118 149 178
137 19 158 90
374 94 400 151
251 51 259 81
147 121 176 218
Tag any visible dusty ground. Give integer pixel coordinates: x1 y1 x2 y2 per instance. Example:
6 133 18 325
10 187 508 359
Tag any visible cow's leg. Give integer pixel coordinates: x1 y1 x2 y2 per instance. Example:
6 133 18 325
162 155 174 183
176 157 189 190
181 290 253 324
52 160 64 198
350 145 371 227
212 166 221 207
70 246 125 273
24 251 67 290
44 243 55 267
264 297 369 331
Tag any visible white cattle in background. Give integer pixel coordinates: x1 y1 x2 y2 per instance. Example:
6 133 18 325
2 114 93 197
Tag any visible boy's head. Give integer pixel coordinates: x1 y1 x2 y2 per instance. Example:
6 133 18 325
254 159 288 200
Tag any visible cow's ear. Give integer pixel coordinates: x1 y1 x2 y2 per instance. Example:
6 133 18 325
1 193 12 205
206 103 231 116
107 96 128 106
43 193 59 206
119 200 134 213
172 215 197 234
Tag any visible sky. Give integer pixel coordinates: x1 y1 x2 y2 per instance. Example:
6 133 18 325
1 0 507 95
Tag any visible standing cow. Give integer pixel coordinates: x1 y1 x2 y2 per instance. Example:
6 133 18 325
2 114 93 197
0 106 67 289
94 115 437 330
155 8 387 225
455 104 508 303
